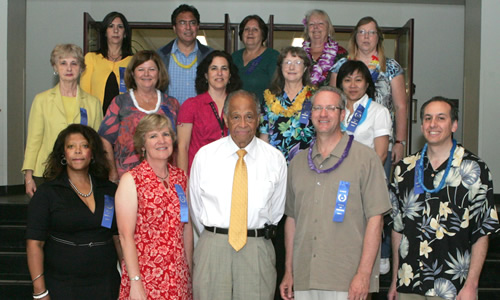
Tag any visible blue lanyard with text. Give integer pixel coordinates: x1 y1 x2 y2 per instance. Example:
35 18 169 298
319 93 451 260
341 98 372 134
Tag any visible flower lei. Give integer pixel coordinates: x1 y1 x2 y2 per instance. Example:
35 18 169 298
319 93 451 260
302 37 339 85
368 55 380 82
264 86 314 117
308 135 354 174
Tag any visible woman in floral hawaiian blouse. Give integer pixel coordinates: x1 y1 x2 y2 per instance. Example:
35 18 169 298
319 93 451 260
301 9 347 87
260 46 316 163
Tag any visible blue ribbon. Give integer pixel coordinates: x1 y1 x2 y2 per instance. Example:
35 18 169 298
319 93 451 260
174 184 189 223
333 181 350 222
342 98 372 134
119 67 127 93
160 105 176 132
101 195 115 229
80 108 88 126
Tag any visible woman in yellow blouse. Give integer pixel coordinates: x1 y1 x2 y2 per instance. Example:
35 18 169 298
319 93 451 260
22 44 102 198
81 12 133 114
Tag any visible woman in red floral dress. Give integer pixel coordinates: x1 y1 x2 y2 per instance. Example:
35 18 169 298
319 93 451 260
115 114 192 299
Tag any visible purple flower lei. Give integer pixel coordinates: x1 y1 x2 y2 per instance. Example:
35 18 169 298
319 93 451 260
308 135 354 174
302 37 339 85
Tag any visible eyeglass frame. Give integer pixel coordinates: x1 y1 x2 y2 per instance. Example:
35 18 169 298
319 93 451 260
311 105 343 112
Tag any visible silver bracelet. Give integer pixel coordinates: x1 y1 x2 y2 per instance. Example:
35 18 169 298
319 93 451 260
130 275 141 281
32 273 44 282
33 289 49 299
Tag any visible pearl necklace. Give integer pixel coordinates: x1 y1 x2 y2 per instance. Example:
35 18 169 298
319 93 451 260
68 174 93 198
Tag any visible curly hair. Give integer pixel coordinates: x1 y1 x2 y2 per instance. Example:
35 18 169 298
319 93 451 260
195 50 242 95
43 124 109 181
50 44 86 73
268 46 312 95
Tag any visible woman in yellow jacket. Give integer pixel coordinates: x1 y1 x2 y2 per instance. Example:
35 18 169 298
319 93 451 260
22 44 102 198
80 12 133 115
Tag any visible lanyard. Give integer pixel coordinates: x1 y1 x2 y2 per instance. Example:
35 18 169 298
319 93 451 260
209 102 226 137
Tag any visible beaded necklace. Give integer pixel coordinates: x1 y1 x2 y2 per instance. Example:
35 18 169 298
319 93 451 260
171 53 197 69
308 135 354 174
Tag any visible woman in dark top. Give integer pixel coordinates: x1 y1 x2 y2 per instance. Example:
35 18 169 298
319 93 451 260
26 124 121 300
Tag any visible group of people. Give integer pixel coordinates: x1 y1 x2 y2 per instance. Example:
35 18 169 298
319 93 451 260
22 4 498 300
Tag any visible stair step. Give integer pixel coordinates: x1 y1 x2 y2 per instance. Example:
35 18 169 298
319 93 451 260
0 252 29 281
0 280 32 300
0 225 26 252
0 204 27 225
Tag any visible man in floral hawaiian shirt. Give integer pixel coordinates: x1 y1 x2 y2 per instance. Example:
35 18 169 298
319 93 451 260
388 97 500 300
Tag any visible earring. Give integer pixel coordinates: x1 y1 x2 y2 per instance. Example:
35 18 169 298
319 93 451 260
54 71 58 76
61 156 67 165
142 149 146 157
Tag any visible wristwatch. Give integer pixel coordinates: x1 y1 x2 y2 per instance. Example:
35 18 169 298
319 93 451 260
395 140 407 147
130 275 141 281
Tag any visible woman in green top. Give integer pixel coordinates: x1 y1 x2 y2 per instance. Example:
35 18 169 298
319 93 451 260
232 15 279 103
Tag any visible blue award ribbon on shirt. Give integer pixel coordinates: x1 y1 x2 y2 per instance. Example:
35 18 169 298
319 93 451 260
79 108 88 126
299 101 312 125
341 98 372 134
174 184 189 223
101 195 115 229
333 181 350 222
119 67 127 93
160 105 176 132
413 163 424 195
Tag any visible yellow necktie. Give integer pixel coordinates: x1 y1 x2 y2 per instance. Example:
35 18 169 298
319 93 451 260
228 149 248 251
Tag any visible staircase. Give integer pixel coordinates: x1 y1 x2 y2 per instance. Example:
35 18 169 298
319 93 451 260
0 194 32 299
0 193 499 299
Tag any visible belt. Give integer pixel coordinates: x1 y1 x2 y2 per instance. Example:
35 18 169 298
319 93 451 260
50 235 113 247
204 226 266 237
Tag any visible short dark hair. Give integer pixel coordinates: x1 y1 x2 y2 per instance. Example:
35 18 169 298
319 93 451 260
97 12 133 58
43 124 109 181
195 50 242 94
171 4 200 25
125 50 169 91
268 46 311 95
238 15 268 45
336 60 375 99
223 90 261 117
420 96 459 123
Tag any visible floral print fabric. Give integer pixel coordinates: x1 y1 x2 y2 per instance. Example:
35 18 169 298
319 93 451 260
260 87 315 163
390 145 499 299
119 160 192 299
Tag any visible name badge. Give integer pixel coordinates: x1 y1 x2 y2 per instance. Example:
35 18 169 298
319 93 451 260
333 181 350 223
119 67 127 93
413 160 424 195
101 195 114 229
174 184 189 223
80 108 88 126
299 101 312 125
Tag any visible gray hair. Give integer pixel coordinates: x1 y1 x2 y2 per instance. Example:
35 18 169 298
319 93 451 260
311 86 347 109
223 90 261 116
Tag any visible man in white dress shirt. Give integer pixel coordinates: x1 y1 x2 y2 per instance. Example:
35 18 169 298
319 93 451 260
190 90 287 300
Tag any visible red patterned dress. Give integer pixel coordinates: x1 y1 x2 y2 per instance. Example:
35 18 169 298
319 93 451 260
119 160 192 299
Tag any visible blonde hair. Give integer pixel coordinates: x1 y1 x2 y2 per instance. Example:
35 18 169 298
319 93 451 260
348 16 386 72
303 9 335 41
50 44 86 72
133 114 176 159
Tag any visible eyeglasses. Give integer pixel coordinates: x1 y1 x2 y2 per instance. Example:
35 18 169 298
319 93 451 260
177 20 197 27
282 60 304 67
311 105 343 112
357 30 377 37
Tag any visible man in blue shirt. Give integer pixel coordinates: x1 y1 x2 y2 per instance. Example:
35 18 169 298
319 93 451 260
158 4 213 104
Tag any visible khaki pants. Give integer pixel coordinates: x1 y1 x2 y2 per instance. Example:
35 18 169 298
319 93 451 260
295 290 349 300
193 230 276 300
